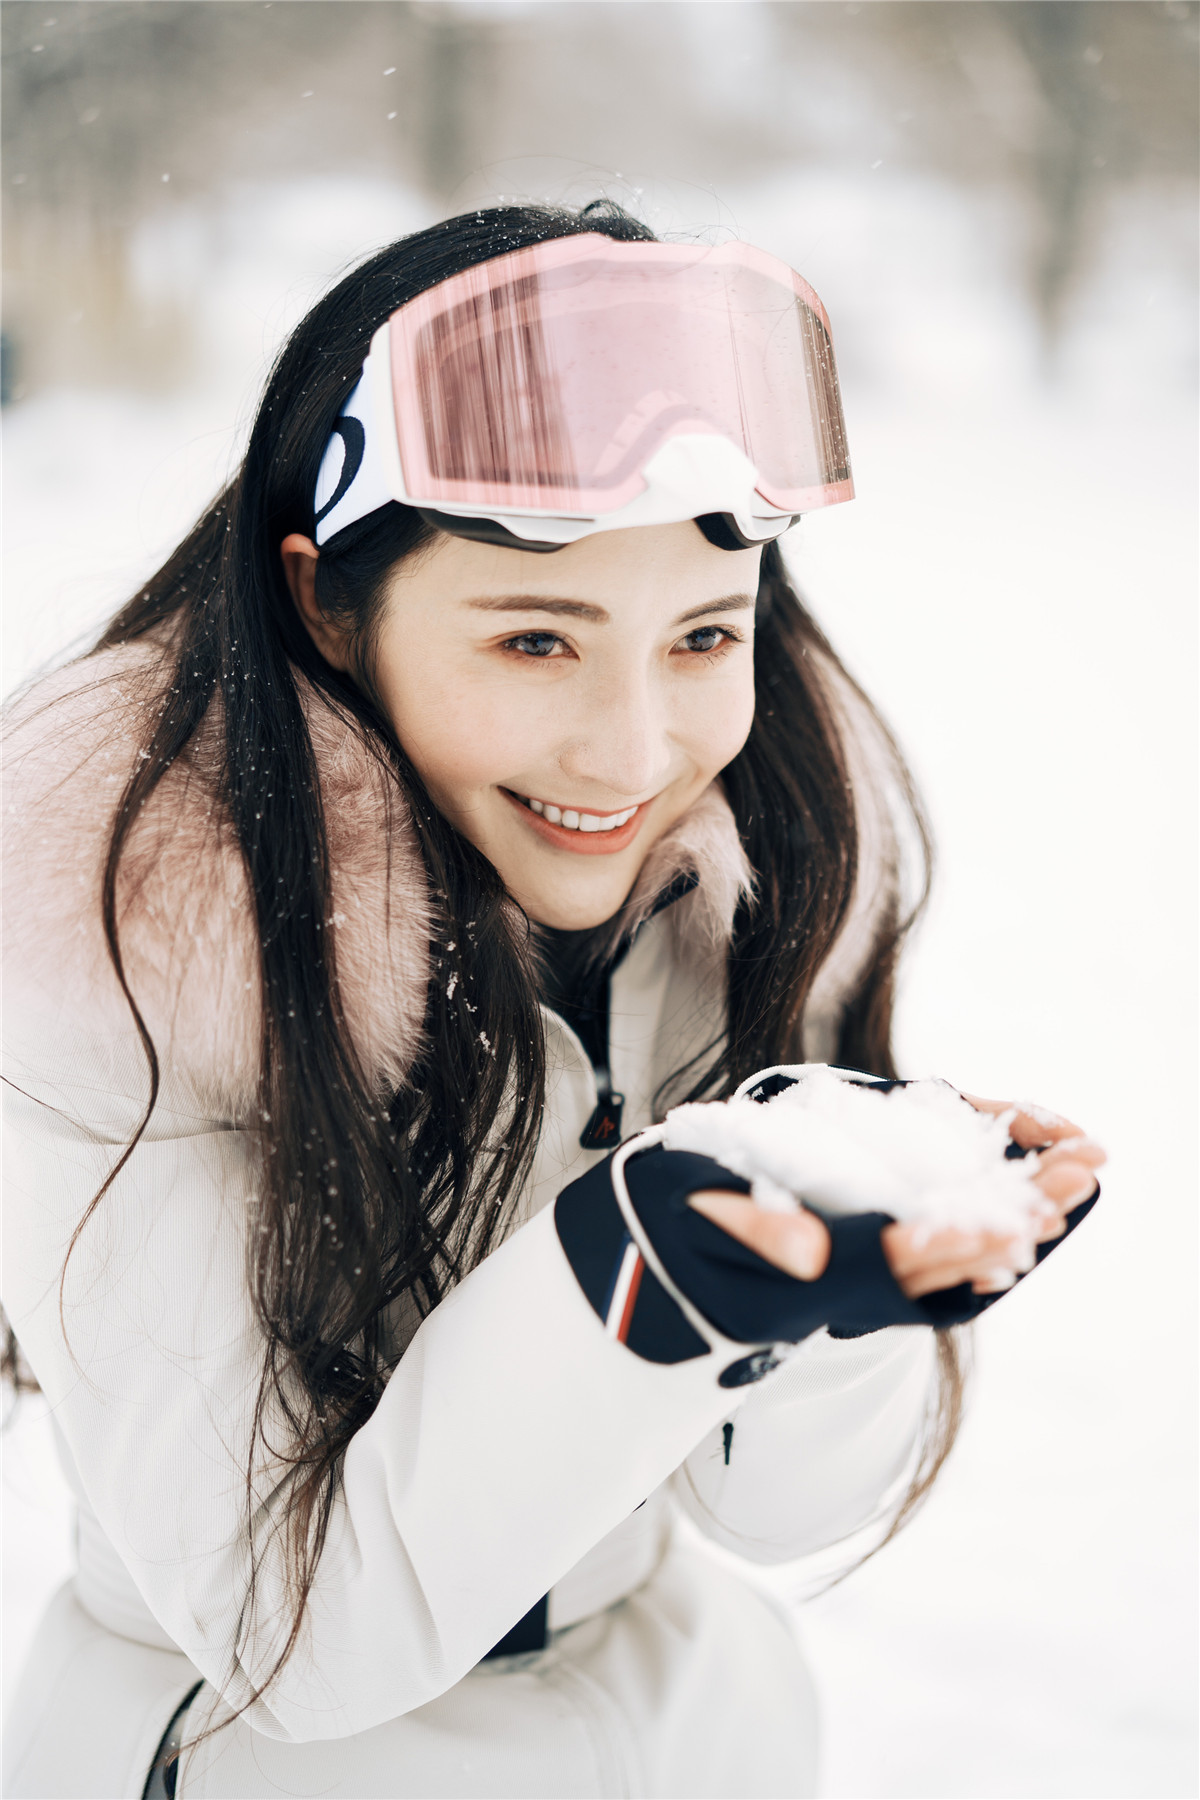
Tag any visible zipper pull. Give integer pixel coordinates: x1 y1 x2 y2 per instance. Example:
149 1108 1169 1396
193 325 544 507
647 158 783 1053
580 1090 625 1149
722 1421 735 1465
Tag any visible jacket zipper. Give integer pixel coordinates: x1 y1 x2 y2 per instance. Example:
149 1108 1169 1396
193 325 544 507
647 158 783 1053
578 962 625 1150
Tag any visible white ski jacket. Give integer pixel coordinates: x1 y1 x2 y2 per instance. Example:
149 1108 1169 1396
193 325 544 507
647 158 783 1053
2 651 933 1799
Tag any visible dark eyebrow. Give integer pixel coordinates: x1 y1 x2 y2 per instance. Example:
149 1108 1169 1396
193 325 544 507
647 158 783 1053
673 594 756 626
466 595 610 623
465 593 756 627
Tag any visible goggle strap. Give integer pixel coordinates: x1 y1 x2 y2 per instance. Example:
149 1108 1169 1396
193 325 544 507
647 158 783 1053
313 365 397 546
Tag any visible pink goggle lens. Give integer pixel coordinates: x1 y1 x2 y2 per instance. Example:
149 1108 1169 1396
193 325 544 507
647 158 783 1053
389 236 852 517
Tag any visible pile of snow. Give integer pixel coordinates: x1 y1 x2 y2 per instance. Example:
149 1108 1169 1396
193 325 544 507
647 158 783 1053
663 1065 1043 1247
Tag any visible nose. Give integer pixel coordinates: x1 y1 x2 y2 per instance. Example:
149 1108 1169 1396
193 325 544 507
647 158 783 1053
554 661 674 802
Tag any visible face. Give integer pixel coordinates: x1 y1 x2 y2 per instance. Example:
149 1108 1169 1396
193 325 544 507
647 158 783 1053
349 523 759 929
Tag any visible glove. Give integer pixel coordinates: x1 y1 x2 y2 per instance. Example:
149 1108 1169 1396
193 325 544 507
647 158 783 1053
555 1135 1097 1386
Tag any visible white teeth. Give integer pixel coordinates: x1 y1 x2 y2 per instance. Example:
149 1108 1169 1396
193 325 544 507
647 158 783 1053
521 795 639 832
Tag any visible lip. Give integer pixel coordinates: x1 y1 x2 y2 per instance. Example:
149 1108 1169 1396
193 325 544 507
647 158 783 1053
501 788 650 855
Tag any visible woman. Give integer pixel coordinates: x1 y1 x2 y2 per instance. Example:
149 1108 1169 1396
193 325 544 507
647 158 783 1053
1 201 1102 1799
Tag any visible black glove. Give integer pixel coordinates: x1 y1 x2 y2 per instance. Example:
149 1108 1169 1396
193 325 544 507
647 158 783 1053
555 1137 1097 1385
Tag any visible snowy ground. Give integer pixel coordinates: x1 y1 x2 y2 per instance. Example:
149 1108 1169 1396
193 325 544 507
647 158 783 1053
3 172 1196 1797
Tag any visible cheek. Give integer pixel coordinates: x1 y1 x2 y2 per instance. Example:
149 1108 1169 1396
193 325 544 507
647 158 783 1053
373 656 541 807
682 662 757 775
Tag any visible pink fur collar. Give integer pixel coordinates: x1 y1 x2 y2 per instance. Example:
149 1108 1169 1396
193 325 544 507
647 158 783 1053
3 647 751 1124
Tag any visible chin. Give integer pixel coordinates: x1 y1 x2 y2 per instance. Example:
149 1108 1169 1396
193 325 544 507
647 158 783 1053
542 905 617 932
510 865 639 933
521 892 627 932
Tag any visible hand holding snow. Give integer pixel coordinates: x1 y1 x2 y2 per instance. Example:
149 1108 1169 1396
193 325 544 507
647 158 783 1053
663 1066 1045 1252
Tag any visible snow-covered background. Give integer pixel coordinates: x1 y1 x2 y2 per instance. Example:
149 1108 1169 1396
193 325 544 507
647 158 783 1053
3 7 1197 1794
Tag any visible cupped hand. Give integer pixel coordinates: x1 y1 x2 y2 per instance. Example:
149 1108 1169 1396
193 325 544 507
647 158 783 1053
687 1096 1105 1299
930 1094 1105 1295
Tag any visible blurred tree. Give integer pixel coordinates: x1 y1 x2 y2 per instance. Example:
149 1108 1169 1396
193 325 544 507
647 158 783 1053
2 0 1195 396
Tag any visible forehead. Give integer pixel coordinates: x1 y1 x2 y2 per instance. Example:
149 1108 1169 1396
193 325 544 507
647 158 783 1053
392 520 762 622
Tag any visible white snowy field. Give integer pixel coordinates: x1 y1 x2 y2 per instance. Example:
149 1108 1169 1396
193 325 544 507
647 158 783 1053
3 173 1197 1798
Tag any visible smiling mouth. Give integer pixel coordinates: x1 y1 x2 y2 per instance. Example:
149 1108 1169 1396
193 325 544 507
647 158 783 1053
501 788 650 854
511 793 639 834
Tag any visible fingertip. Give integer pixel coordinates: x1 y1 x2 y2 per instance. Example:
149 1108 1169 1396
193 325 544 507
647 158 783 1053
1011 1108 1085 1149
959 1091 1003 1115
1035 1135 1107 1168
1036 1161 1099 1207
980 1266 1018 1290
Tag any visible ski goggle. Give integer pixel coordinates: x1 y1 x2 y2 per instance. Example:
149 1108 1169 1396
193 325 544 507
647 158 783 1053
314 233 853 553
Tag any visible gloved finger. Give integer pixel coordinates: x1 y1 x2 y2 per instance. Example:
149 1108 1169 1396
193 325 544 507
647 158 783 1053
1034 1160 1100 1213
686 1189 832 1280
972 1270 1021 1294
881 1222 1034 1295
960 1092 1085 1149
1034 1136 1107 1172
900 1248 1029 1299
883 1220 1027 1276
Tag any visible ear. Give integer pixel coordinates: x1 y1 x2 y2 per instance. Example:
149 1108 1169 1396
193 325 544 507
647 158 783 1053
280 533 354 672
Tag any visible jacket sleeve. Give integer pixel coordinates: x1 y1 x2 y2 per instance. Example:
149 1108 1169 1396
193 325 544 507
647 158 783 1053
1 1028 756 1745
554 1142 936 1564
670 1325 934 1563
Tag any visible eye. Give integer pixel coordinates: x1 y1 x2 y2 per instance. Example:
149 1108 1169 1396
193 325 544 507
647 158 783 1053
678 625 738 656
505 632 564 659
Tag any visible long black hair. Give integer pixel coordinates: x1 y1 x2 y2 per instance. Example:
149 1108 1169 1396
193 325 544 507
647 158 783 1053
7 200 962 1723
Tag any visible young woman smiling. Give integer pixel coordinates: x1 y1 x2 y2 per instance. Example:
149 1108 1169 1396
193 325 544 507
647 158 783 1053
282 520 761 922
2 202 1102 1799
